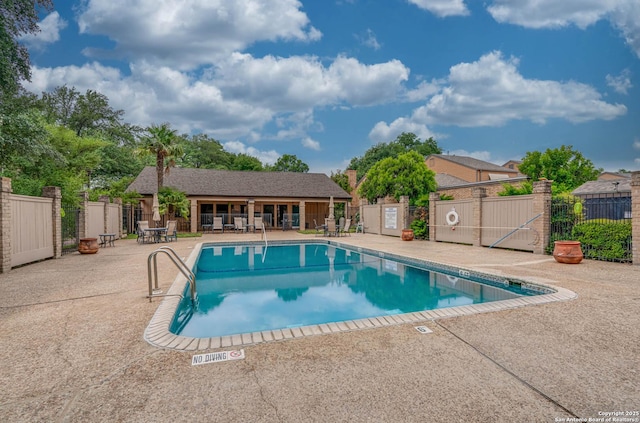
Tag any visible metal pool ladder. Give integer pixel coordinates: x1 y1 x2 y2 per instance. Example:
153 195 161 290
147 246 197 304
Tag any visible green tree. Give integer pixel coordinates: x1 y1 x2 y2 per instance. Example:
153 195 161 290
269 154 309 172
330 170 351 193
231 153 263 171
180 133 233 169
519 145 601 193
40 86 135 142
358 151 437 204
349 132 441 180
158 186 190 219
0 91 51 169
0 0 53 96
138 123 184 191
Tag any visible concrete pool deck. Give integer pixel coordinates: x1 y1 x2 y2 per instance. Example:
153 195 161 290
1 232 638 422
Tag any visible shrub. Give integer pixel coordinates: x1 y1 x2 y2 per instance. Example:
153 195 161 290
410 219 427 239
571 220 632 262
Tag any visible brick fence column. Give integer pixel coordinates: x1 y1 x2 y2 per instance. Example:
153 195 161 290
429 192 439 242
78 192 89 239
471 187 486 247
631 171 640 265
399 196 409 229
1 178 12 273
42 186 62 258
532 180 552 255
114 198 123 238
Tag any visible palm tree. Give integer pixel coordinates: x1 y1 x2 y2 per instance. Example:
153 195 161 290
139 123 183 191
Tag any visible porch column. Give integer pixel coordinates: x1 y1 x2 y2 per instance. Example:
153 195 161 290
190 199 198 233
299 200 306 230
1 178 12 273
248 200 255 226
471 187 486 247
631 171 640 265
532 180 552 255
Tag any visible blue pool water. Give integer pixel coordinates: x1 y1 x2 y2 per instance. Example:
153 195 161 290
170 243 541 338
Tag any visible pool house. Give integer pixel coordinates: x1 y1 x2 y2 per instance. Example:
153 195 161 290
126 167 352 232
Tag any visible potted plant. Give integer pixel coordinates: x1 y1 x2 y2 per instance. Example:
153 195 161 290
552 240 583 264
401 228 414 241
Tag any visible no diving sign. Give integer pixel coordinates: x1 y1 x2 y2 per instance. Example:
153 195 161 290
192 349 245 366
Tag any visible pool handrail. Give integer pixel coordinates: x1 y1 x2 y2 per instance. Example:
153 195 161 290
147 246 197 304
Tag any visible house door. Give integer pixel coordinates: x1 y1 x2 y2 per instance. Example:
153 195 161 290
263 204 274 227
278 205 289 229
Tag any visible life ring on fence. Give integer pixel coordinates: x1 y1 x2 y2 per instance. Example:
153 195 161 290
445 210 459 226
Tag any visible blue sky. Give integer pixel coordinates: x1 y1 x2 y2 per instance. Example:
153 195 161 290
22 0 640 174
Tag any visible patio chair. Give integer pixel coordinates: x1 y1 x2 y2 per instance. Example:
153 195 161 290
326 219 337 237
254 216 264 232
137 221 151 243
234 217 244 233
212 216 224 233
339 218 351 237
165 220 177 242
313 219 325 237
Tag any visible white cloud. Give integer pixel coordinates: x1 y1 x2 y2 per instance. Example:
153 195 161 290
369 117 436 143
419 51 627 126
223 141 280 165
26 50 409 142
301 137 321 151
633 138 640 150
447 149 494 163
404 80 442 102
369 50 627 143
606 69 633 94
19 12 67 49
77 0 322 69
215 53 409 108
486 0 640 58
408 0 470 17
358 29 381 50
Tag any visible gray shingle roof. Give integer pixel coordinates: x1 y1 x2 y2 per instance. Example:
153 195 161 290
126 167 351 199
430 154 518 172
572 179 631 195
435 173 469 188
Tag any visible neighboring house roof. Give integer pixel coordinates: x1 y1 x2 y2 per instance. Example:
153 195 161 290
427 154 518 173
597 172 631 181
572 179 631 195
435 173 469 188
127 167 351 199
436 175 529 190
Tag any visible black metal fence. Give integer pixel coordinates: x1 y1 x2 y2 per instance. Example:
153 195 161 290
61 205 80 255
408 206 429 240
550 193 632 263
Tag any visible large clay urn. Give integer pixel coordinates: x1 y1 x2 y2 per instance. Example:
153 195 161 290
401 229 414 241
78 238 99 254
553 240 583 264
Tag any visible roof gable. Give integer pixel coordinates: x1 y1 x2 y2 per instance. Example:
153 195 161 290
126 167 352 199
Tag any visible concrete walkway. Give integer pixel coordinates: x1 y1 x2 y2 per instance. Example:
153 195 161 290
0 232 638 422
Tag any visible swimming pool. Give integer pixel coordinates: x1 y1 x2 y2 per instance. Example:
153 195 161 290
143 239 577 351
169 243 543 338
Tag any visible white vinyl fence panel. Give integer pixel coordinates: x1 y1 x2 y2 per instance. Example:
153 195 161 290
10 194 54 266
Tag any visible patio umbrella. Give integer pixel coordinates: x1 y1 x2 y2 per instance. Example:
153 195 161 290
152 193 161 227
328 196 334 219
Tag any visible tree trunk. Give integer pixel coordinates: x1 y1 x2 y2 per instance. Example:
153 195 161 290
156 154 164 190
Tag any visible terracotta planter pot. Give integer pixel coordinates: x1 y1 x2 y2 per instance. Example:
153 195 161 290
553 240 583 264
401 229 414 241
78 238 99 254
